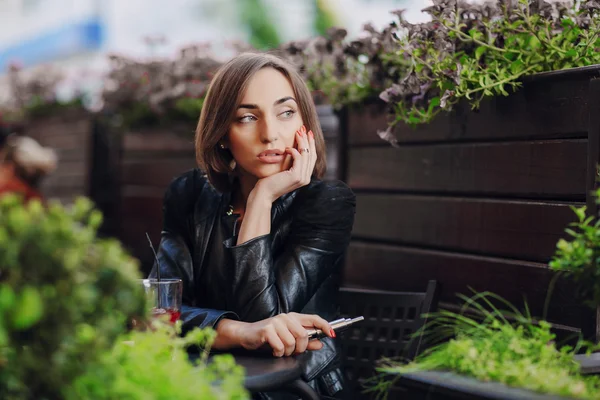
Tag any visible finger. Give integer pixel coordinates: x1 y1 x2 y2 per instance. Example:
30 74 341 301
284 147 304 186
296 313 334 338
307 340 324 351
294 126 306 153
273 319 297 357
264 325 285 357
307 130 317 176
298 127 311 181
280 314 309 354
294 128 307 161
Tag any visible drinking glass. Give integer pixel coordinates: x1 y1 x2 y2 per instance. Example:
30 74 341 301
140 278 183 324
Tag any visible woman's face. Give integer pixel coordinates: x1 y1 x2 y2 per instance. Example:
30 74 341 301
226 67 303 180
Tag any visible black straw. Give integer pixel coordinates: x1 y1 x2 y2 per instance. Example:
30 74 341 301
146 232 161 309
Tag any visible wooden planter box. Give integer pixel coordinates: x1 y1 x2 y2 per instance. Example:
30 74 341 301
23 109 94 205
387 371 574 400
340 65 600 339
115 128 196 275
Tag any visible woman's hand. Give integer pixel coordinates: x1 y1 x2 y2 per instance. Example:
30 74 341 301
253 125 317 204
235 125 315 245
215 312 334 357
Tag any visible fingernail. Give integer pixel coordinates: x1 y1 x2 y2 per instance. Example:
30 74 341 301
309 131 314 138
330 328 336 338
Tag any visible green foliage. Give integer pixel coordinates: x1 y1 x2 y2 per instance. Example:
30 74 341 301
305 58 375 109
0 195 248 399
550 187 600 309
380 0 600 127
24 96 85 120
238 0 281 50
116 96 205 130
313 0 338 36
375 292 600 399
172 97 205 122
0 195 146 399
67 322 248 400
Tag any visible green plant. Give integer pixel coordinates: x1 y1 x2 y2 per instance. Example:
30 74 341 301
313 0 338 36
278 27 389 108
304 54 374 108
25 95 85 119
68 322 248 400
374 292 600 399
377 0 600 131
0 195 146 399
238 0 281 50
102 50 220 130
0 195 248 399
171 97 205 122
549 187 600 309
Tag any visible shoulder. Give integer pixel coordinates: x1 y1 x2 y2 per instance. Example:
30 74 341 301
298 179 356 206
294 179 356 227
163 168 213 214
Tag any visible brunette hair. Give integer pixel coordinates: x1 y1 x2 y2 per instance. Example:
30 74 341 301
195 52 326 193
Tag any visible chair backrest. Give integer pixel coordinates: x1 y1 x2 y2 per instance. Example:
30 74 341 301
336 280 440 397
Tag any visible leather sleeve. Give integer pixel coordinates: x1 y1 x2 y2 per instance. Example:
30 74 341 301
223 180 356 321
149 170 238 333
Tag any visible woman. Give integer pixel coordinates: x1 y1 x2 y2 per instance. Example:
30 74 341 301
0 128 57 202
151 52 356 398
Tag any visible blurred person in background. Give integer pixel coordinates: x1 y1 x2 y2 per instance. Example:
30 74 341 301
0 127 57 203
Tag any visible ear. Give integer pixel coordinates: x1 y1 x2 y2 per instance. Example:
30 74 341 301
219 135 231 149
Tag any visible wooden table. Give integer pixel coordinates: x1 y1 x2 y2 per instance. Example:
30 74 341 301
202 351 320 399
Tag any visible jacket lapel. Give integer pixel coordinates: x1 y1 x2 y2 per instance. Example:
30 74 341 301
193 180 223 281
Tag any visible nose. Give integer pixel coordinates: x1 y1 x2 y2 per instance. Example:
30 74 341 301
259 117 279 144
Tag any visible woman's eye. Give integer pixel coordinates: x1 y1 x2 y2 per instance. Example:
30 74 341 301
280 110 295 119
238 115 256 123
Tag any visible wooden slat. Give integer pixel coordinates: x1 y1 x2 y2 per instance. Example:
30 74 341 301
119 218 162 275
118 195 164 275
345 102 390 146
43 169 87 188
121 158 196 187
344 241 582 328
353 194 578 262
348 139 587 199
36 130 90 149
348 76 590 146
55 148 88 162
119 195 163 219
587 78 600 213
124 131 195 152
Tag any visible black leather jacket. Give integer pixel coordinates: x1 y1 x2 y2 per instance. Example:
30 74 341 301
150 169 356 397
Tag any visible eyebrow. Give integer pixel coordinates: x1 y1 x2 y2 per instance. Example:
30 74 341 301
237 96 297 110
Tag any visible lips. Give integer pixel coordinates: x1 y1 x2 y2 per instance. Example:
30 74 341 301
257 149 285 164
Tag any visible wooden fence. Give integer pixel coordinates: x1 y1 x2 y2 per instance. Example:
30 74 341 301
340 66 600 338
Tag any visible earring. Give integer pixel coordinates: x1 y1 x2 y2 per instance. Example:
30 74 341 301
219 143 226 149
229 159 236 171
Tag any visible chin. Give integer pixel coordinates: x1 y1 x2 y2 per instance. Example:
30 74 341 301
253 164 286 178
